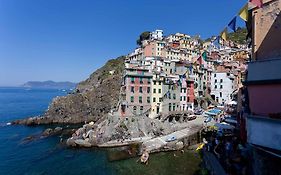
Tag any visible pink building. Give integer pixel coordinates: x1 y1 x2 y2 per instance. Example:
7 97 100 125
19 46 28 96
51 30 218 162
119 67 152 117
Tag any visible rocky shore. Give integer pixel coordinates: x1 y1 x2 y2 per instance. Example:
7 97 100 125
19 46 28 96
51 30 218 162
65 114 174 148
65 113 205 155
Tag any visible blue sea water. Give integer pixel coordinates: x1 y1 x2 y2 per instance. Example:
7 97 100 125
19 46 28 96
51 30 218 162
0 87 114 175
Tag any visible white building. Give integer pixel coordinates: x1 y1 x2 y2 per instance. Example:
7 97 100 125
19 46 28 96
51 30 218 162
210 72 235 105
150 29 163 40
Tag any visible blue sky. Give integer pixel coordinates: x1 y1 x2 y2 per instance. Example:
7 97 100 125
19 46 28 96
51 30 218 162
0 0 246 86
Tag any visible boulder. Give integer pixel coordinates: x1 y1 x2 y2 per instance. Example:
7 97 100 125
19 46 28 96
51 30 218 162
74 139 92 147
176 141 184 150
66 138 77 147
54 127 63 133
42 128 53 136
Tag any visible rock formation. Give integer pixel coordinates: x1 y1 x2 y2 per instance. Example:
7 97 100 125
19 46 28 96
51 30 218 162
13 56 125 125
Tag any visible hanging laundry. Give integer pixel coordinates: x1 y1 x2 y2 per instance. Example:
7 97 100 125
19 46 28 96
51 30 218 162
228 17 237 32
239 4 249 21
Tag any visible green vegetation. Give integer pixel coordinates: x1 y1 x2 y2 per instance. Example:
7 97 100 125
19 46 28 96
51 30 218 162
99 56 125 80
227 27 247 44
137 31 151 46
204 27 247 45
112 150 202 175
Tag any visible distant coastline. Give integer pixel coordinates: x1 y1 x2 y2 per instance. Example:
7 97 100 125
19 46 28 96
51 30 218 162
21 80 77 90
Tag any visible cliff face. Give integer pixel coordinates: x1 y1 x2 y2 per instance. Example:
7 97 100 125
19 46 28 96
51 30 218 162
14 56 125 125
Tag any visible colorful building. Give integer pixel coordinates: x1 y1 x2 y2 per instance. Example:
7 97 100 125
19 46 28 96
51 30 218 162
119 67 152 117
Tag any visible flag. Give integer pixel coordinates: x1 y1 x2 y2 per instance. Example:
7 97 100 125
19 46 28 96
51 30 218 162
189 65 192 73
202 51 207 61
213 36 220 48
250 0 263 8
197 56 202 65
220 28 228 41
228 17 237 32
239 4 249 21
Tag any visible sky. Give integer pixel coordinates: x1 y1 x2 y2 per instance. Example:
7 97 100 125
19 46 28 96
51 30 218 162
0 0 246 86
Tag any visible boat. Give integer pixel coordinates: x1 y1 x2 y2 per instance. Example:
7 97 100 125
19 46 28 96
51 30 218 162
140 151 149 164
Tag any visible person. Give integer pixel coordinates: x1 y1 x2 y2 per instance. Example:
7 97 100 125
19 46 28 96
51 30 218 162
225 139 233 158
214 138 224 160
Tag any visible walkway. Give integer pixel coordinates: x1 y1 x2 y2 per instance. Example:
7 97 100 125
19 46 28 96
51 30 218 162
143 116 205 152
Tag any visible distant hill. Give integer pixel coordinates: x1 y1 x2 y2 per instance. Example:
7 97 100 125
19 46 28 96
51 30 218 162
227 27 248 45
22 81 76 89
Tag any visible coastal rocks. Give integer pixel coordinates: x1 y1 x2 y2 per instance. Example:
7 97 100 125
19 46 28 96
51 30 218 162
42 127 63 137
13 56 125 125
175 141 184 150
66 137 77 147
66 115 176 148
74 139 92 147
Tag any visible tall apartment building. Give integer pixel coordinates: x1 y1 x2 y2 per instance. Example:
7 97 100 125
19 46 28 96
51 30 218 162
211 72 235 105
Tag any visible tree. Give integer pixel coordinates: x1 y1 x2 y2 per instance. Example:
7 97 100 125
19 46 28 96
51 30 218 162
136 31 151 46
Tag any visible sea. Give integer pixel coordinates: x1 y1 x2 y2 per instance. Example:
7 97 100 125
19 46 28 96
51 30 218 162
0 87 201 175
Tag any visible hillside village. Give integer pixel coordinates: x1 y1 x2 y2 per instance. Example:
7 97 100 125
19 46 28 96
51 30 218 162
114 29 249 119
65 29 250 151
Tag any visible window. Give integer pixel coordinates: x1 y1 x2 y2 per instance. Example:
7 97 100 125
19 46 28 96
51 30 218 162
131 77 135 83
158 89 161 93
147 87 151 93
133 106 137 111
139 96 142 103
153 88 156 93
184 88 186 93
147 97 150 103
220 92 222 97
187 97 190 102
220 79 223 83
140 78 143 84
173 94 176 100
131 87 134 93
220 85 223 89
148 78 151 84
169 103 172 111
139 87 143 93
159 82 161 85
140 106 143 111
215 79 217 83
214 74 216 77
153 81 156 85
173 103 176 111
130 96 134 103
159 98 162 102
180 96 182 101
215 85 217 89
184 96 186 101
153 97 156 102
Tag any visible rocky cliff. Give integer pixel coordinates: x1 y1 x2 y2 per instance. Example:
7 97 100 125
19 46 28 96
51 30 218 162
13 56 125 125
